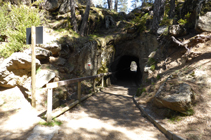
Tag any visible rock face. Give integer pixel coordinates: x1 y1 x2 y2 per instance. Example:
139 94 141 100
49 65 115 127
154 82 195 114
0 53 41 88
38 43 61 56
196 12 211 32
105 15 115 29
168 25 187 36
49 56 66 66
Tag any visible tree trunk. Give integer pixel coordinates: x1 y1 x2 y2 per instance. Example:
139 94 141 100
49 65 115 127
70 0 78 32
169 0 175 18
79 0 91 36
151 0 166 34
107 0 112 10
114 0 118 11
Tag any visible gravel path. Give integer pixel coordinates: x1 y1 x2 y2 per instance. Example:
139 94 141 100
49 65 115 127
52 84 168 140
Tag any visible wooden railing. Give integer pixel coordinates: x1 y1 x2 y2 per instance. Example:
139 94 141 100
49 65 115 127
46 72 112 122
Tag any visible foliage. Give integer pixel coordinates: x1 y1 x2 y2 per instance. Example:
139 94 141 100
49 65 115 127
137 13 151 32
147 57 156 65
184 109 195 116
150 65 156 71
177 18 187 26
177 12 191 26
0 3 42 58
159 17 173 26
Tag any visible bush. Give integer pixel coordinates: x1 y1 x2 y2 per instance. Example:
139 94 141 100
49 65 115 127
0 3 42 58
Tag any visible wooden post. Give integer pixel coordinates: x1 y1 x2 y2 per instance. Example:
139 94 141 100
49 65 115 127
78 81 81 102
93 79 96 93
102 76 104 87
31 26 36 108
47 88 53 122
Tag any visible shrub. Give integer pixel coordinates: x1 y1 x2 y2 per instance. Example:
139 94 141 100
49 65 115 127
0 3 42 58
136 87 146 97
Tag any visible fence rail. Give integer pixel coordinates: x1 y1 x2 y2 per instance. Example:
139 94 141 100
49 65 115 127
46 72 112 122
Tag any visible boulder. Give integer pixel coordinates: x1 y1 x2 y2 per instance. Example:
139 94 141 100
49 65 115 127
49 56 66 66
157 26 168 35
196 12 211 32
24 47 52 61
168 25 187 37
154 82 195 114
0 53 41 88
23 69 56 90
44 0 63 11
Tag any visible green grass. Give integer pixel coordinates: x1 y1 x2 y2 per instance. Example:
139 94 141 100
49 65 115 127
0 3 42 58
39 119 62 127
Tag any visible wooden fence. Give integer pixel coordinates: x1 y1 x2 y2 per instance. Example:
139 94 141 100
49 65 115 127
46 72 112 122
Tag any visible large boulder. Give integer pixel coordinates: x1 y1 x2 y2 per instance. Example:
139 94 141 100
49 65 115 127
24 47 52 61
196 12 211 32
0 53 41 88
154 82 195 114
157 26 168 35
23 69 56 91
44 0 63 11
168 25 187 37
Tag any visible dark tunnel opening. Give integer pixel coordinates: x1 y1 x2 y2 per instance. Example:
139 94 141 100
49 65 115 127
111 55 142 86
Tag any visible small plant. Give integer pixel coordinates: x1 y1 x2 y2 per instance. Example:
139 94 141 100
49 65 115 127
39 119 62 127
159 17 173 26
168 116 182 123
178 12 191 26
184 109 194 116
178 18 187 25
147 58 156 65
136 87 146 97
150 65 156 71
156 75 161 80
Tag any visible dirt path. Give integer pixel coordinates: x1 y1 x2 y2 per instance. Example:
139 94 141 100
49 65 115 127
52 84 167 140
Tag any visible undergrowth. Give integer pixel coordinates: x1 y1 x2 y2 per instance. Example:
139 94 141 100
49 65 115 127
0 3 43 58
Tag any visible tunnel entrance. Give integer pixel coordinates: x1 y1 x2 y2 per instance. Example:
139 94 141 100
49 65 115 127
112 55 142 86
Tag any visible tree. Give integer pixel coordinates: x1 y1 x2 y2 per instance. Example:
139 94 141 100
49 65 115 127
70 0 78 32
114 0 118 11
169 0 175 18
151 0 166 34
79 0 91 36
107 0 113 9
